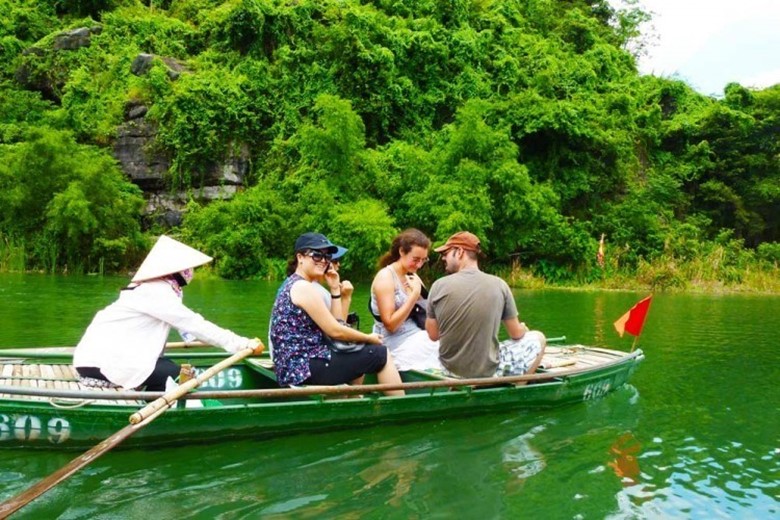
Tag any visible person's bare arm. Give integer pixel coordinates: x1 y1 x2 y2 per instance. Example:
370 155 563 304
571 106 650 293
338 280 353 321
372 270 419 333
291 280 381 344
504 317 528 340
322 265 346 320
426 317 440 341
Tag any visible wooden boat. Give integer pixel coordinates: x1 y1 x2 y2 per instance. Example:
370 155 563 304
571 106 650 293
0 344 644 449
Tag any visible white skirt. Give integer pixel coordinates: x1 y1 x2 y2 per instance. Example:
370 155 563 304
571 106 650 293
386 329 442 372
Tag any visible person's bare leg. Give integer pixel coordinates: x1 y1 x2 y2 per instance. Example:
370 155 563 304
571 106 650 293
515 332 546 386
525 332 547 375
347 375 366 398
378 353 404 396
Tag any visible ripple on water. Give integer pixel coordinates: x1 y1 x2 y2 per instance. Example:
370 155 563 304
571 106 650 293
618 433 780 519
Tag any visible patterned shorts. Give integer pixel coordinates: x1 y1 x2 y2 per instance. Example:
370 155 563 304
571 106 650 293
495 336 542 377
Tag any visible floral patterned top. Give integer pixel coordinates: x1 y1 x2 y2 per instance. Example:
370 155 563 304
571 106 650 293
270 274 331 386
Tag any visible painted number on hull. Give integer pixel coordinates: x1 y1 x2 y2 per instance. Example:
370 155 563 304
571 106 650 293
196 368 243 390
0 414 71 444
583 380 612 401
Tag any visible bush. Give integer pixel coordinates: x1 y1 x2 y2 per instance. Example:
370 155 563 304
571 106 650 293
147 65 255 187
756 242 780 265
0 128 145 272
327 198 396 276
180 182 295 279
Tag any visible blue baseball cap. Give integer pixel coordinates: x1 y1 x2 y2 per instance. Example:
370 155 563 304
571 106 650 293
332 246 348 261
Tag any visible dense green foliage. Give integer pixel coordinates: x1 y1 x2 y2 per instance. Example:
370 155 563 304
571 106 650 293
0 0 777 289
0 128 146 272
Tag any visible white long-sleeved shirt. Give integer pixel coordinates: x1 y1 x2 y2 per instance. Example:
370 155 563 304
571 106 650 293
73 280 253 389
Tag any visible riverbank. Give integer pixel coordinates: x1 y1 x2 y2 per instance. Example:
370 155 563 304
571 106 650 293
500 261 780 294
2 259 778 295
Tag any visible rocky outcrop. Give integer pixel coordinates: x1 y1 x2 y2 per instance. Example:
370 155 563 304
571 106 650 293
15 26 103 102
115 54 247 228
53 26 102 50
15 33 246 229
143 186 241 227
114 100 250 227
131 53 188 80
114 118 168 191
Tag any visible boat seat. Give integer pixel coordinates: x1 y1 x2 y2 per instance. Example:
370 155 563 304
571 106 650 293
402 368 458 381
244 358 367 399
244 358 278 382
0 362 146 406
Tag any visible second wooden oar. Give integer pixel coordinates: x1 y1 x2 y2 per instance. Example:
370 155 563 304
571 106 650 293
0 345 258 518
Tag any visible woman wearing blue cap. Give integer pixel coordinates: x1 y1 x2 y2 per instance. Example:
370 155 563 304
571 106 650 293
269 233 404 395
318 244 352 322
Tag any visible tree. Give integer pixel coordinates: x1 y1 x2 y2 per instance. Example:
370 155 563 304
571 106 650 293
0 128 145 272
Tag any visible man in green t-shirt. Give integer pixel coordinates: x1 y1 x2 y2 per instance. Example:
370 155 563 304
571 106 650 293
425 231 546 378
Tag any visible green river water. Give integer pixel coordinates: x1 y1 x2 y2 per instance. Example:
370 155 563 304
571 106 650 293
0 273 777 519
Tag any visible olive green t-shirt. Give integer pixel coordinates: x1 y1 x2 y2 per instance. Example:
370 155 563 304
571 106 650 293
427 269 518 377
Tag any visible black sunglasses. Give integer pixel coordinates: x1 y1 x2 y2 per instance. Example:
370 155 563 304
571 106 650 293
303 250 332 263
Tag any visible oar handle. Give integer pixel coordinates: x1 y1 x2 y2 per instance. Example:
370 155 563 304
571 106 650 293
165 340 208 349
129 346 258 424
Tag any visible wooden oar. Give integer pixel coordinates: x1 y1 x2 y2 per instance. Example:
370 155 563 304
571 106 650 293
0 346 258 518
164 340 208 349
0 342 207 363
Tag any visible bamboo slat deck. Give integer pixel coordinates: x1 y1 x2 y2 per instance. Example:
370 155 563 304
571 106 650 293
0 363 145 406
539 345 619 372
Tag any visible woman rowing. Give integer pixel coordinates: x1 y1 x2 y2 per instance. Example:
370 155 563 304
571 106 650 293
73 235 264 391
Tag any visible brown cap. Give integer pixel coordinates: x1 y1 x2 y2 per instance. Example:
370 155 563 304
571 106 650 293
434 231 481 253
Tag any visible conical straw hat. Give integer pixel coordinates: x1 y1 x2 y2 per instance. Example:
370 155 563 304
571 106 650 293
131 235 213 282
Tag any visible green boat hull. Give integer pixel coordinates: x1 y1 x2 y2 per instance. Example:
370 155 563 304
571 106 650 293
0 347 643 449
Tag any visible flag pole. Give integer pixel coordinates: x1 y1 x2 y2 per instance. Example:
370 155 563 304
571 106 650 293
597 233 605 271
630 335 639 353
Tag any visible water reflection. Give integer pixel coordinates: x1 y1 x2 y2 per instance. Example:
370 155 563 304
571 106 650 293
593 294 605 346
501 425 547 481
608 432 641 486
356 441 421 508
628 435 780 518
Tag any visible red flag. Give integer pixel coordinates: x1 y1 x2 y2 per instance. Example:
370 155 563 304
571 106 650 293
614 295 652 337
597 233 605 268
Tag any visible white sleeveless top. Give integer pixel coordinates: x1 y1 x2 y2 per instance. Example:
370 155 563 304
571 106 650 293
370 267 441 371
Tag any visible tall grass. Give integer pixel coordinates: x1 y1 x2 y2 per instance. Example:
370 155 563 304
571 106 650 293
0 235 27 272
495 258 546 289
498 238 780 294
